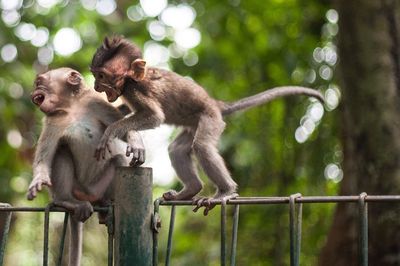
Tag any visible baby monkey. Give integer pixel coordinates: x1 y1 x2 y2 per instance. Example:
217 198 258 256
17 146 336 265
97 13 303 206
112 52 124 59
28 68 145 265
90 36 324 214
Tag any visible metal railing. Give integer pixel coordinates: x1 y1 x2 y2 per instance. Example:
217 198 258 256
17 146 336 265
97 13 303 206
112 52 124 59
0 204 114 266
152 193 400 266
0 192 399 265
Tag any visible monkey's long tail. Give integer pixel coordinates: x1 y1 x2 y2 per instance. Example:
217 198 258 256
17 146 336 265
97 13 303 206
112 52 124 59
221 86 324 116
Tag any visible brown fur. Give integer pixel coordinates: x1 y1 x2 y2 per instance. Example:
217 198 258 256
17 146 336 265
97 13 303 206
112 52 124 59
90 36 324 212
28 67 145 265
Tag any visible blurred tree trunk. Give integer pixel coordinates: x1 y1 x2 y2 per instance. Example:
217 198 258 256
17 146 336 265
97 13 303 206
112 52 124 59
319 0 400 265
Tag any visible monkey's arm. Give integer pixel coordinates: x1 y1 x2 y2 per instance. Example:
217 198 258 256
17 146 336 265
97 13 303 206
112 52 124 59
92 99 146 165
28 125 60 200
116 103 132 116
95 100 164 160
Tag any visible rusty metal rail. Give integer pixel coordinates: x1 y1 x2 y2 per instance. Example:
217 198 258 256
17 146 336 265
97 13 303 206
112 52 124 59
0 193 399 265
0 204 112 266
153 193 400 266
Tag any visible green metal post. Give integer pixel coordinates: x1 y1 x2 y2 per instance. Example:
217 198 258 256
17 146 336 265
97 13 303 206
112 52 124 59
114 167 153 266
0 203 11 266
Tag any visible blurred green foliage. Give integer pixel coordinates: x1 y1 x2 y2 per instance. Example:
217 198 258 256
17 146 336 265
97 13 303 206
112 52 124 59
0 0 340 265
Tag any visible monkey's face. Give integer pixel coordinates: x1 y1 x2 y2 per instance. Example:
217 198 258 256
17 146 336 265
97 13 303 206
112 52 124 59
91 67 125 103
32 68 82 114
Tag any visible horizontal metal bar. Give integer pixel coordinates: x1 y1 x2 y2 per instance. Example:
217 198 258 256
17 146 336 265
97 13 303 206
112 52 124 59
0 206 109 212
157 195 400 206
0 195 398 213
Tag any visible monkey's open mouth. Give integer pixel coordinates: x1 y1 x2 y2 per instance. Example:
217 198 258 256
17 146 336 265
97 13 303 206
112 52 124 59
105 90 118 102
31 93 45 106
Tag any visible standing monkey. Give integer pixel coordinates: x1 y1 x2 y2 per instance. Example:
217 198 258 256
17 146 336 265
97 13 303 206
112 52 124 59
90 36 324 213
28 68 145 265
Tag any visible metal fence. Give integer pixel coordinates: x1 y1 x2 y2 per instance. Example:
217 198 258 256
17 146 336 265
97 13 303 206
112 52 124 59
0 193 400 265
0 204 114 266
153 193 400 266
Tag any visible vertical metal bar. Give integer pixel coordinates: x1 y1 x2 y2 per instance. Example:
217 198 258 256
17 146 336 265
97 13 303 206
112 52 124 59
56 213 69 266
114 167 153 266
221 199 227 266
296 202 302 265
43 204 52 266
359 192 368 266
165 205 176 266
107 204 114 266
289 193 302 266
153 198 161 266
230 205 240 266
0 203 11 265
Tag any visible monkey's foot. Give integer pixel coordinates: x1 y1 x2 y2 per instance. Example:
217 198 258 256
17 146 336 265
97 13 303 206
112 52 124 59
192 193 239 216
73 201 94 222
162 189 199 201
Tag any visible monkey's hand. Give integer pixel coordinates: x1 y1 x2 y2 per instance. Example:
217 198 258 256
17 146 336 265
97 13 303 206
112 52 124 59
126 130 146 166
27 174 52 200
95 134 112 161
126 145 146 166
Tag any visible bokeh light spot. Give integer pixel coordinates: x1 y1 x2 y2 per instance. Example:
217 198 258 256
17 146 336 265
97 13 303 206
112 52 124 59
148 20 166 41
127 5 144 22
174 28 201 49
144 41 169 67
324 163 343 183
7 129 23 148
15 23 36 41
37 0 61 9
1 43 17 62
1 10 20 27
80 0 97 10
326 9 339 24
140 0 167 17
183 51 198 66
31 27 49 47
96 0 116 16
161 4 196 30
37 46 54 65
8 83 24 99
0 0 22 11
53 28 82 56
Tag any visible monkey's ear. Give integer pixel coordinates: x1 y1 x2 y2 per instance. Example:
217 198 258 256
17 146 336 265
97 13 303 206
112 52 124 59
128 59 146 81
67 71 82 86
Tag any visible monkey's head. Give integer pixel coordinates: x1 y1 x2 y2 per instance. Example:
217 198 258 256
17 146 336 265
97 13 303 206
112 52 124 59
90 36 146 102
31 68 84 115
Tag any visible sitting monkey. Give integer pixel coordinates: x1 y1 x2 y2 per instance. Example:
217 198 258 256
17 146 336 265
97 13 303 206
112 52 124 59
27 67 145 266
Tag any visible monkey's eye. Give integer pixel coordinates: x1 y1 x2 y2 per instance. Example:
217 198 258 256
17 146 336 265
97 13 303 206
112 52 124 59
98 73 105 80
32 94 45 106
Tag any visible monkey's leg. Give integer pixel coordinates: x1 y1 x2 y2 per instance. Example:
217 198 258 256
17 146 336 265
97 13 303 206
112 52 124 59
69 218 83 266
163 130 203 200
193 115 238 199
73 157 122 203
51 147 94 222
51 148 89 266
